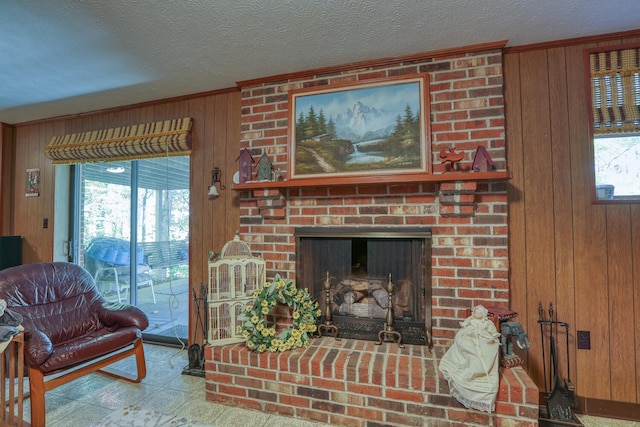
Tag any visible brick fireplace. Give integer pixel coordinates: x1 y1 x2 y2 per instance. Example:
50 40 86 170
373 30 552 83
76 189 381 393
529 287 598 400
205 42 538 425
234 42 510 343
295 226 432 346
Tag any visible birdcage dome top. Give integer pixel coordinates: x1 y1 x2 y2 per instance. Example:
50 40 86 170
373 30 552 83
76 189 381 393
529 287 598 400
220 232 253 258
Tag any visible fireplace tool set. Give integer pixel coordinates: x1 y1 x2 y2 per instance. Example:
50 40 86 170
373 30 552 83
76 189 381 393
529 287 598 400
183 283 208 377
537 302 581 426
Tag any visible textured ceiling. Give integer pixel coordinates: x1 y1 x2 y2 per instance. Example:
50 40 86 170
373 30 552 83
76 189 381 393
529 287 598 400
1 0 639 124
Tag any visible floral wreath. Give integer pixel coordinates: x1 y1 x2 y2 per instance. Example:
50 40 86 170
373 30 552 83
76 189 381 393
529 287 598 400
237 274 320 353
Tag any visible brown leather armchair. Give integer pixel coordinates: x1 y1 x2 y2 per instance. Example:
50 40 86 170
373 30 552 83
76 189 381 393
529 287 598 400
0 262 149 427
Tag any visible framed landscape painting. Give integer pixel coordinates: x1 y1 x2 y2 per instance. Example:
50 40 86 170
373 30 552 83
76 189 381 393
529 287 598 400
288 74 430 180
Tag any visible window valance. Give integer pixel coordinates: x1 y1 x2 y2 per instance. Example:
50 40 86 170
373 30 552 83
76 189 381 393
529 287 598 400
44 117 192 164
589 47 640 135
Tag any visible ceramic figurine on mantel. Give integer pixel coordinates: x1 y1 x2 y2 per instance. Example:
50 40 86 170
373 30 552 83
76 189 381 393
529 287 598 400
256 153 273 181
236 148 254 184
272 167 283 182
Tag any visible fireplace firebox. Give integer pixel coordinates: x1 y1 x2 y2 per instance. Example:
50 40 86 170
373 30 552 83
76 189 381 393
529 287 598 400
295 227 432 346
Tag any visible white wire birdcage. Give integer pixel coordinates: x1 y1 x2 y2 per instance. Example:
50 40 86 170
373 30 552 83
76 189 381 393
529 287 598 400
208 258 264 301
208 233 266 345
219 232 253 258
208 301 247 344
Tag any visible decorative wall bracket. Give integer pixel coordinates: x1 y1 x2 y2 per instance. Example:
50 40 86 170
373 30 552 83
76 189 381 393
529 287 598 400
438 181 477 217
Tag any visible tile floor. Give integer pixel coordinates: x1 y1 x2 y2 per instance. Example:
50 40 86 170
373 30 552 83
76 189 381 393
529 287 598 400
19 343 331 427
11 342 640 427
105 277 191 341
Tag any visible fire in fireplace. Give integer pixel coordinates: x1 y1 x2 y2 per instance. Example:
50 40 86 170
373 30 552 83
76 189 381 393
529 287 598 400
294 227 432 346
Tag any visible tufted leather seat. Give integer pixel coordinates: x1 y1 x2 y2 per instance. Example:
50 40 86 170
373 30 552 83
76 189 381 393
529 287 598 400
0 262 148 427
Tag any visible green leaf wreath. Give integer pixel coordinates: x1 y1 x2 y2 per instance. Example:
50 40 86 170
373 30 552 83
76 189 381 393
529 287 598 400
237 274 321 353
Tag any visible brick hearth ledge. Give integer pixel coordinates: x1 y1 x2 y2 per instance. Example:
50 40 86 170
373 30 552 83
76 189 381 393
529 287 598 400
205 337 538 427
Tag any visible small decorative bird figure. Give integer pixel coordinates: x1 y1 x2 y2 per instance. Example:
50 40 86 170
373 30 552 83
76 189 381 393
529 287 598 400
439 148 464 170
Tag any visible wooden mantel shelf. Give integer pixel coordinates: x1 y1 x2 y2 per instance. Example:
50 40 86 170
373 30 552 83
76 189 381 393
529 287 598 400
231 170 511 190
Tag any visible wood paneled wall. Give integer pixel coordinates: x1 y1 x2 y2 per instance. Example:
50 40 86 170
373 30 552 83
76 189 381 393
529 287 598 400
2 90 242 342
505 34 640 406
1 123 16 234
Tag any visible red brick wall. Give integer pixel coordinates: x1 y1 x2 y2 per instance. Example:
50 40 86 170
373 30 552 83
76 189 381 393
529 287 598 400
206 339 539 426
237 48 508 343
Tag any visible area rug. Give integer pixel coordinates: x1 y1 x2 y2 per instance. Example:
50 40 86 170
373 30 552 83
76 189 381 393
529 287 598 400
92 406 212 427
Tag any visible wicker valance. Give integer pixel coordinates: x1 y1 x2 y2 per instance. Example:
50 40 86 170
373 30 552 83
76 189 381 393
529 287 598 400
44 117 192 164
589 47 640 135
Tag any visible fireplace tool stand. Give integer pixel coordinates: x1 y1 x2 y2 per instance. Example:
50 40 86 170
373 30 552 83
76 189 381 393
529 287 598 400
318 272 339 339
537 302 581 426
376 274 404 348
183 282 207 377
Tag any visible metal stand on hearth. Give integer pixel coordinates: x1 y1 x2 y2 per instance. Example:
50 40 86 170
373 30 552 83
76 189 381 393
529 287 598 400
183 283 207 377
376 274 404 348
318 271 339 339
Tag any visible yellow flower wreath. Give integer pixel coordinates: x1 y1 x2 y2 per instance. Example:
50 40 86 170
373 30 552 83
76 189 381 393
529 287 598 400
237 274 320 353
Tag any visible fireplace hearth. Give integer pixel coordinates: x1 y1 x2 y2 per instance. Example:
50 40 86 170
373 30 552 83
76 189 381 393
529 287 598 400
205 338 539 426
295 227 432 346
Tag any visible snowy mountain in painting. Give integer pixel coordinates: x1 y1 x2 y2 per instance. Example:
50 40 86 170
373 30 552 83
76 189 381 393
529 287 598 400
333 101 396 142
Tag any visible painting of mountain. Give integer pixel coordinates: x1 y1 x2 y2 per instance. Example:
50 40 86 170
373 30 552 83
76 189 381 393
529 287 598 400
289 75 429 179
333 101 395 142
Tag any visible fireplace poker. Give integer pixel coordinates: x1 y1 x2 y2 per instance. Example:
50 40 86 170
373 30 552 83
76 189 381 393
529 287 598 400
538 302 547 393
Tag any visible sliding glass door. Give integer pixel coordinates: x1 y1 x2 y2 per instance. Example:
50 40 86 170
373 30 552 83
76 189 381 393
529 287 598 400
74 156 190 344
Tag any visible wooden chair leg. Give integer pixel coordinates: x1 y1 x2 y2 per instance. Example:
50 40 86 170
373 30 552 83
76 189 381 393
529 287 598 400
134 339 147 382
27 368 46 427
24 339 146 426
99 339 147 383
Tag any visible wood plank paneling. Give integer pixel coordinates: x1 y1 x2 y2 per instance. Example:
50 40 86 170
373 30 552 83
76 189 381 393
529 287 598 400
213 94 230 248
632 204 640 401
606 204 635 401
566 41 612 401
520 49 558 392
504 51 530 374
1 124 17 233
547 46 576 392
14 125 44 263
39 123 54 259
223 92 241 239
506 33 640 406
0 125 4 232
505 52 534 370
188 95 207 311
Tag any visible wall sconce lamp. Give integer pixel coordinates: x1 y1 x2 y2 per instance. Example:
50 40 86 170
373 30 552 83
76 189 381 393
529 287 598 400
208 167 226 199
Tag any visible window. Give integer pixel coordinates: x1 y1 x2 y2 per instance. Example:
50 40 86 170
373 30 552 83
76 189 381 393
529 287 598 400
587 45 640 201
76 156 190 344
593 135 640 199
46 118 193 344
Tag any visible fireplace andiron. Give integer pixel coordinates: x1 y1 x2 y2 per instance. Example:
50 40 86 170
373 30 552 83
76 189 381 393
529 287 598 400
376 274 404 348
318 271 339 339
